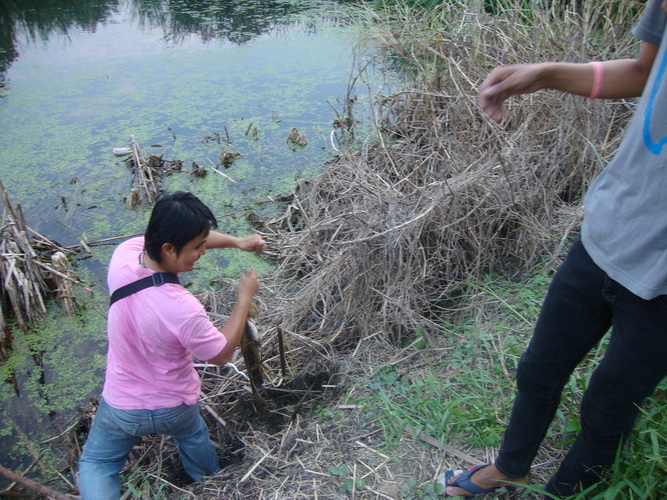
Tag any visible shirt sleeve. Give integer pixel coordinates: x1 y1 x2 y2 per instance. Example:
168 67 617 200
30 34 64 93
633 0 667 46
179 305 227 362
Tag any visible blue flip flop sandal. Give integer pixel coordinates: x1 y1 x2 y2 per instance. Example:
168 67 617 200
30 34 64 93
438 464 524 497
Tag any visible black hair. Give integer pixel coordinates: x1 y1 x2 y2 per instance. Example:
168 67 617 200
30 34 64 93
144 192 218 263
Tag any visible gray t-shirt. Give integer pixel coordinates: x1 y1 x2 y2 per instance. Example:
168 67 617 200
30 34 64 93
581 0 667 300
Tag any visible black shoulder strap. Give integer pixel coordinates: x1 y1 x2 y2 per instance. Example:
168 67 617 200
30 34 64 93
109 272 180 306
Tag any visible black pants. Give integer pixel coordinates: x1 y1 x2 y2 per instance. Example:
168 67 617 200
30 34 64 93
495 238 667 497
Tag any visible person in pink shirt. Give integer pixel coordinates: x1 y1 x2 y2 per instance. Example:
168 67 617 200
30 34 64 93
78 191 264 499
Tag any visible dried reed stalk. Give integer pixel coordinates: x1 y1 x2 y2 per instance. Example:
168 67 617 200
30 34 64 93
124 135 182 207
128 135 161 206
0 181 82 338
0 180 48 333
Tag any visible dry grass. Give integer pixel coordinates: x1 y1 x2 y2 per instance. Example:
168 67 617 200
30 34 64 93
258 0 639 349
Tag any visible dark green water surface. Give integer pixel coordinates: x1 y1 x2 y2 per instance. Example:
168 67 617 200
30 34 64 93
0 0 365 485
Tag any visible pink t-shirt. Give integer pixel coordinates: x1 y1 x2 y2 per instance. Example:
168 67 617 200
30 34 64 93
102 237 226 410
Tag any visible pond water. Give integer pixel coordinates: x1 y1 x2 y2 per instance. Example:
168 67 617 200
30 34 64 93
0 0 369 487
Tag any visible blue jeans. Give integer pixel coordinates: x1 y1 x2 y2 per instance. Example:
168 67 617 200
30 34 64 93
495 238 667 497
78 397 220 500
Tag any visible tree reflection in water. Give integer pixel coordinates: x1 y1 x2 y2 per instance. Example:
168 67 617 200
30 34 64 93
0 0 346 78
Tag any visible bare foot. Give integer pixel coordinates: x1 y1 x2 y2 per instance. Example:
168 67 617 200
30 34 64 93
445 464 530 497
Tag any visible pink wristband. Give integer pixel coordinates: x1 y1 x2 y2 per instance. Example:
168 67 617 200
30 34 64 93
588 61 603 99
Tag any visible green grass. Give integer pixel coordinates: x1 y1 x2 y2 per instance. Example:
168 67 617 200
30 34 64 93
351 271 547 451
122 469 176 499
347 266 667 498
589 383 667 499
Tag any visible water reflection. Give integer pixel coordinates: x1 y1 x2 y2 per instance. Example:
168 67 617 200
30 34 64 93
1 0 346 78
131 0 309 45
0 0 119 75
0 0 357 246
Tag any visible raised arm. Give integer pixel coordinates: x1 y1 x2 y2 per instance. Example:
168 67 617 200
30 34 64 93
478 42 659 120
205 230 265 253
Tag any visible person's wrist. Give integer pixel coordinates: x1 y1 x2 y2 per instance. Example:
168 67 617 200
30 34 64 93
237 288 254 302
534 62 554 90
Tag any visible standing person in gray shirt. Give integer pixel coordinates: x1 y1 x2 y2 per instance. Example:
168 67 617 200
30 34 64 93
441 0 667 497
